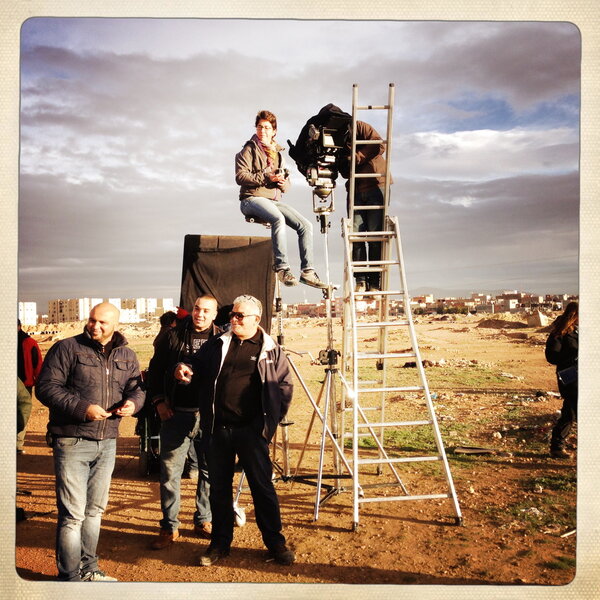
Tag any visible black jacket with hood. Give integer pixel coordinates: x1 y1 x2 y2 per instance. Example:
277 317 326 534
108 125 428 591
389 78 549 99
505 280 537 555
36 329 144 440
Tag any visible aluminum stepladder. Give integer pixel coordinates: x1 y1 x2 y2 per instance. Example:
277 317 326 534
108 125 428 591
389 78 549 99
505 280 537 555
341 83 462 530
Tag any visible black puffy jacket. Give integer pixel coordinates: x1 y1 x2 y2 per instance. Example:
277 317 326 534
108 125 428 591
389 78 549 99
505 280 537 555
36 329 145 440
545 329 578 371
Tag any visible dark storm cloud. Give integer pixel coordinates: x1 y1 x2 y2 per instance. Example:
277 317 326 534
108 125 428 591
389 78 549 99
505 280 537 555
395 171 579 292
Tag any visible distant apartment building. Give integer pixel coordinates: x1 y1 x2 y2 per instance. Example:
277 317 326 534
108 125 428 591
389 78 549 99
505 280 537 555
48 298 103 323
47 297 175 323
18 302 38 327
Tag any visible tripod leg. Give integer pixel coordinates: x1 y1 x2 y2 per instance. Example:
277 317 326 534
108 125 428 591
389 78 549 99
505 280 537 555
290 372 326 485
314 369 333 521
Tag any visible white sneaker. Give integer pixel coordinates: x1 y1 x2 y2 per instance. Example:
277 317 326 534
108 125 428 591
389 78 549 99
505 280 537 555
355 281 367 294
81 570 118 582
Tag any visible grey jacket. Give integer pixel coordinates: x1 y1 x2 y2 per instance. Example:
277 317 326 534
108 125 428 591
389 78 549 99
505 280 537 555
235 137 291 200
36 329 145 440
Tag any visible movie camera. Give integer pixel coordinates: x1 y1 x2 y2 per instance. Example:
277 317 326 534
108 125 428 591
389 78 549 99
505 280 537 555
288 104 352 216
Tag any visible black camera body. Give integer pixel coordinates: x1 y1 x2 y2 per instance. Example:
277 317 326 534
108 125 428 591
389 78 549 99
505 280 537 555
288 104 352 202
274 167 290 178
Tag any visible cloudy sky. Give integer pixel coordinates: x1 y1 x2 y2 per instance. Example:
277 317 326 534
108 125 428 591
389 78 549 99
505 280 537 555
18 18 580 310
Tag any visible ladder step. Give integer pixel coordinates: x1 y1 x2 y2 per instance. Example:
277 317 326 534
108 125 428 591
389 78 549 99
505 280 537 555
348 234 395 243
350 290 403 297
348 236 393 243
357 455 442 465
359 493 451 505
356 420 432 428
355 320 409 327
354 173 385 179
352 260 399 266
357 385 424 393
352 267 386 274
351 138 388 145
356 351 416 360
356 104 390 110
348 230 395 238
350 205 385 210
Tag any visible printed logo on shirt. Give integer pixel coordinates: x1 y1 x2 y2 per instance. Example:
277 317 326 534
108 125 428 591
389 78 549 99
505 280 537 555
192 337 207 352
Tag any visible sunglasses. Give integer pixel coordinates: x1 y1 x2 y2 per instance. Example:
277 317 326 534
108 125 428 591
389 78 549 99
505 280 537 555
229 312 260 321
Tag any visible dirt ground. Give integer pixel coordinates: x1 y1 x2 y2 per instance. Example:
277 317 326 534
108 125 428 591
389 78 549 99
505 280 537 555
15 314 579 588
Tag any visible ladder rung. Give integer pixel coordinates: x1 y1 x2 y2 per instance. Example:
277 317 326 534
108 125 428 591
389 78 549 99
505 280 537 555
352 267 385 274
356 104 390 110
354 173 385 179
359 493 450 504
351 205 385 210
355 320 409 327
351 290 403 297
357 455 442 465
356 420 432 428
356 351 415 360
348 230 395 238
352 260 398 266
348 236 392 243
352 138 388 145
357 385 424 393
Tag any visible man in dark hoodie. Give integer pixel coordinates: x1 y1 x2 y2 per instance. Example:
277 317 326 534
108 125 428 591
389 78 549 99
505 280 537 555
36 302 144 582
147 295 219 550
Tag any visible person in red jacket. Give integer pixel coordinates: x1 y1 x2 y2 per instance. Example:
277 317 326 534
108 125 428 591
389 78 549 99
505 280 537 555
17 319 43 453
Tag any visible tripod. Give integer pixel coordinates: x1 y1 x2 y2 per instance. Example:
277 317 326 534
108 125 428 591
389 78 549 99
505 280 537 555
287 190 354 520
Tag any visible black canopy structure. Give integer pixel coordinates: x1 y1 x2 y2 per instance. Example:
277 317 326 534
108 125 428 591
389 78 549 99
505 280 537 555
179 234 275 332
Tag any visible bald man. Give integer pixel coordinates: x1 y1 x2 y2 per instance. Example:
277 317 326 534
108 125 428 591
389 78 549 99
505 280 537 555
37 302 145 582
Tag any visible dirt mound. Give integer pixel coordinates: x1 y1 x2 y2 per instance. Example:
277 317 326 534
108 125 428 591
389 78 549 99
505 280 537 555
477 318 529 329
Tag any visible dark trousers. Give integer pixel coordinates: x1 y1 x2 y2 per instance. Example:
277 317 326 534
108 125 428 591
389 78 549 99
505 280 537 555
351 187 384 288
207 423 285 551
551 380 578 450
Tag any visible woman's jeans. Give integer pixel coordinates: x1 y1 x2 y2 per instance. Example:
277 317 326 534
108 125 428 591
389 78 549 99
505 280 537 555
240 196 314 272
53 436 116 581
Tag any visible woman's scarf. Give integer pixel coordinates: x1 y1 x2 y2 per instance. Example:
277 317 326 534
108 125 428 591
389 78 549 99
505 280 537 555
253 133 279 168
253 133 282 200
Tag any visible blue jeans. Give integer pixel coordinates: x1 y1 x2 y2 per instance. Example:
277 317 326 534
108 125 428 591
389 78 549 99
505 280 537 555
159 411 211 531
351 186 384 286
52 436 116 581
240 196 314 272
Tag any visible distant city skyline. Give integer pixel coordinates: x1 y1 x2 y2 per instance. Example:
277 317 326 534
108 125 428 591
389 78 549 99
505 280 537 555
18 19 580 308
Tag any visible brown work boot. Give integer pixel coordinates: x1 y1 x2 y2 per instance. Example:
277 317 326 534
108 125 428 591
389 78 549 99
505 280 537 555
150 529 180 550
550 448 571 459
194 521 212 539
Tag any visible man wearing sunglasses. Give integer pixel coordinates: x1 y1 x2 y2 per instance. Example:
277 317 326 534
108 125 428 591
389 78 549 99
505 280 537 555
147 295 220 550
174 294 295 567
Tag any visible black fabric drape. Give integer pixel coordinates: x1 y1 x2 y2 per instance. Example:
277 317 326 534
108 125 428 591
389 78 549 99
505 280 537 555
180 235 275 331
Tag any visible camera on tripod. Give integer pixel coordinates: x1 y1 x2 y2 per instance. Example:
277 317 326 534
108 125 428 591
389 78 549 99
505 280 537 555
288 104 352 215
304 125 340 205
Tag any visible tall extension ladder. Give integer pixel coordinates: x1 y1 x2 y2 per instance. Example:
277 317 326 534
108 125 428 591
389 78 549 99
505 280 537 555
341 83 462 530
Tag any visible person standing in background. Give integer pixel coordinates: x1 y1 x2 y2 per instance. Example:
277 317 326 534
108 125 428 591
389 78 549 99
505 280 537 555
545 301 578 459
17 319 43 453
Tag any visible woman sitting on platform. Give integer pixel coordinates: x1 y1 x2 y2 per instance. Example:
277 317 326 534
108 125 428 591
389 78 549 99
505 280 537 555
235 109 326 289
